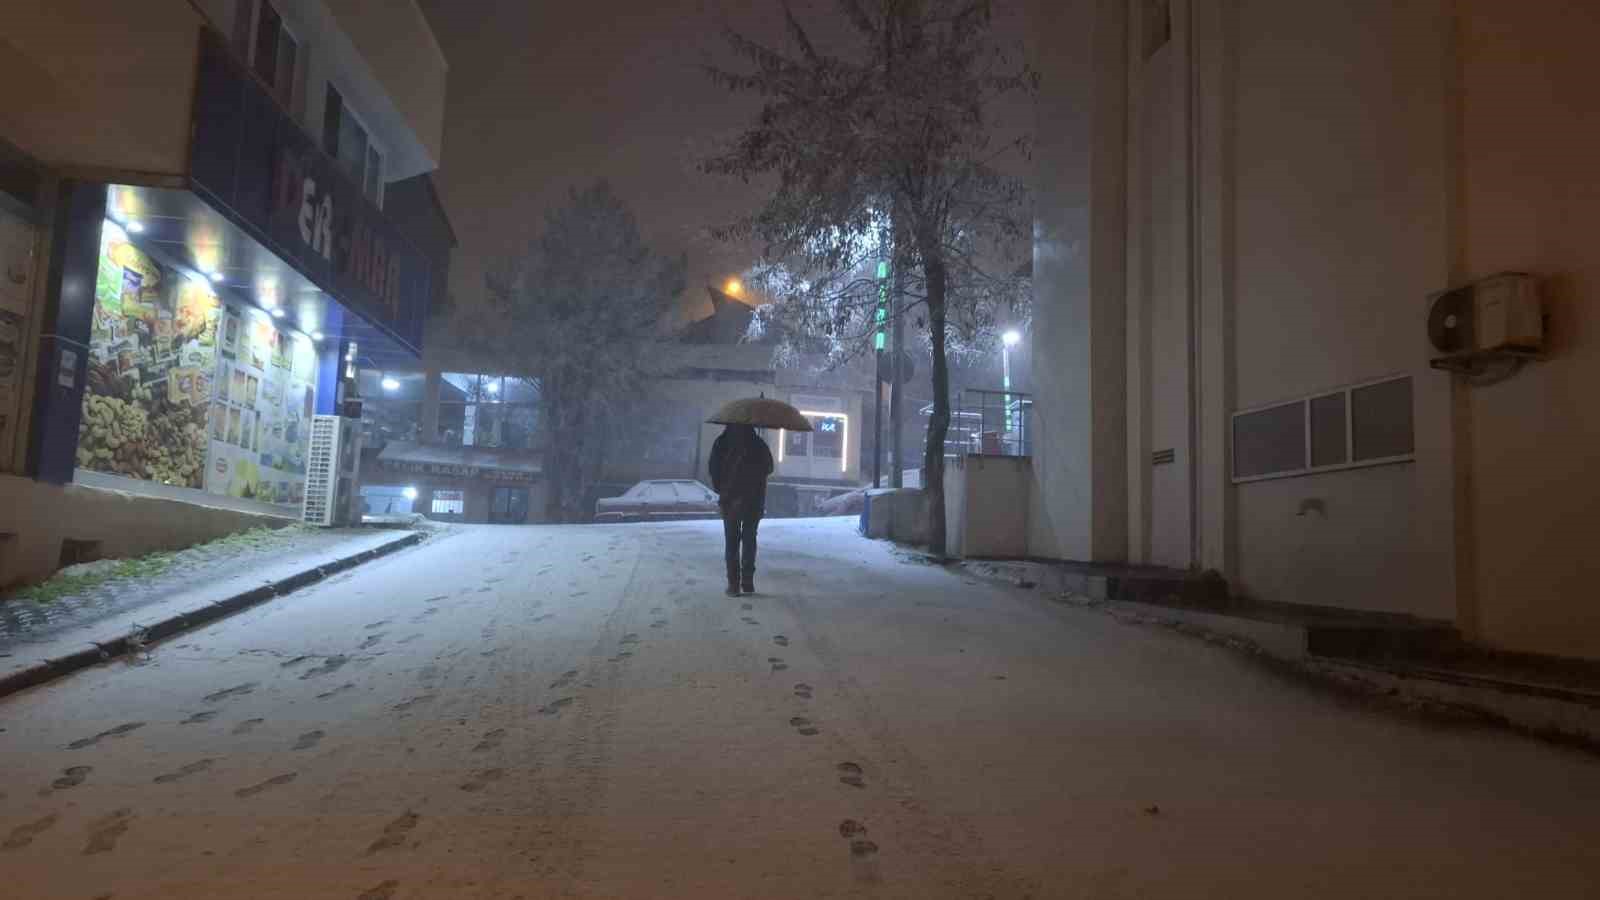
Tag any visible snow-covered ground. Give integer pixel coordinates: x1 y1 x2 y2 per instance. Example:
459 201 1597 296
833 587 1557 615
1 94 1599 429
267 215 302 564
1 517 1597 898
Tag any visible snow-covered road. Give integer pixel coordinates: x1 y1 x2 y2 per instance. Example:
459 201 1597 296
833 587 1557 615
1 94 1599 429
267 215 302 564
2 518 1598 899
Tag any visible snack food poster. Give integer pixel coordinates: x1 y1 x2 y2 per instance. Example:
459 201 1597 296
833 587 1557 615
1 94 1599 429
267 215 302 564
78 223 217 488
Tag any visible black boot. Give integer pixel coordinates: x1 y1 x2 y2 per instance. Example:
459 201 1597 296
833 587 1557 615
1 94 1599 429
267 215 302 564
725 581 741 597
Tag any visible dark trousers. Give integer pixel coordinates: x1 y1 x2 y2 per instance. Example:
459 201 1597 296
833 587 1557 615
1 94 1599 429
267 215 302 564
721 502 761 585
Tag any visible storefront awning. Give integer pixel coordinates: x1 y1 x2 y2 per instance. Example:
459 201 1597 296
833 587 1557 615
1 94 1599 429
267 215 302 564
106 184 417 370
376 441 543 483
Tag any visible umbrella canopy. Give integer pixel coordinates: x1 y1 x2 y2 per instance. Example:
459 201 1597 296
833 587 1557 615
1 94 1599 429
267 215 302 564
706 396 814 432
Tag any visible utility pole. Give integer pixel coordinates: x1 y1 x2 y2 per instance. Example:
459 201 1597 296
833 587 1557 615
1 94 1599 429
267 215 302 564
889 221 904 488
885 2 908 489
872 255 889 488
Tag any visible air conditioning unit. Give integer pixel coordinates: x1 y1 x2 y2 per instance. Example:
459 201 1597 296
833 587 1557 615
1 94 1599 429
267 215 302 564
1428 273 1543 376
1472 273 1543 352
302 415 364 526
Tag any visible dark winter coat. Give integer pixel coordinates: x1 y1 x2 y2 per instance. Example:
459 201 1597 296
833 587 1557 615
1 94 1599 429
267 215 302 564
709 428 774 511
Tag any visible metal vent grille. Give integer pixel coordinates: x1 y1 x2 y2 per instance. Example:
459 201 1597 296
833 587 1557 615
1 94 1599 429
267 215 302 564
302 414 343 526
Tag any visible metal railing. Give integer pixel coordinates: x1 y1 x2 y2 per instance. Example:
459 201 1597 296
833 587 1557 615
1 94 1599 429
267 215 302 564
919 389 1034 461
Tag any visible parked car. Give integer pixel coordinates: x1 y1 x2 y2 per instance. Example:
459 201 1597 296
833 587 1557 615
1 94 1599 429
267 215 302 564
594 479 721 522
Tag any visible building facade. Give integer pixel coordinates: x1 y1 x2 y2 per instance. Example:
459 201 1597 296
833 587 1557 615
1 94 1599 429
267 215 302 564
1028 0 1600 660
0 0 450 584
617 287 869 517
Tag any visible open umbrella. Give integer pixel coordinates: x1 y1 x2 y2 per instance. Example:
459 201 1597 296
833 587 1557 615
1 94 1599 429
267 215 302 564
706 396 813 432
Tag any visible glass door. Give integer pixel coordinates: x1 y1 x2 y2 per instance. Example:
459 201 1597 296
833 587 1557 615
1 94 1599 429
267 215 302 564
490 486 529 524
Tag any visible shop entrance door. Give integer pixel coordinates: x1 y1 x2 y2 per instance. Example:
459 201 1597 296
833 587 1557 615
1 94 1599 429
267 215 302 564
490 486 529 524
777 413 847 481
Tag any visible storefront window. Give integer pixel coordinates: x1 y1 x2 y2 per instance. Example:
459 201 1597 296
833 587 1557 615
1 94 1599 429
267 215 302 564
80 219 317 510
358 370 424 448
439 372 539 449
812 415 844 458
431 489 465 516
785 429 808 458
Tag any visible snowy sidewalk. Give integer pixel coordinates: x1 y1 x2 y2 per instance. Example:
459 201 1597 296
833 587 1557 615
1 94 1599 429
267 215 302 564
0 524 433 697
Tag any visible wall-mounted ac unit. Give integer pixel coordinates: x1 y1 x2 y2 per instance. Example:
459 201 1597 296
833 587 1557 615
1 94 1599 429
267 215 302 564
303 415 364 526
1428 272 1543 376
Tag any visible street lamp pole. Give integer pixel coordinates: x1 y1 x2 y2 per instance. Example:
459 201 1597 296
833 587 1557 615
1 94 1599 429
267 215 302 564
1002 330 1021 446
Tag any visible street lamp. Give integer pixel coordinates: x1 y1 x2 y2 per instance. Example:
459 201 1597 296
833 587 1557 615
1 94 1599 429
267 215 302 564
1002 330 1022 439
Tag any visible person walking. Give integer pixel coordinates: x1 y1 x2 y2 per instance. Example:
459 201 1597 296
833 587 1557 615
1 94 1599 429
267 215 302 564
709 424 774 596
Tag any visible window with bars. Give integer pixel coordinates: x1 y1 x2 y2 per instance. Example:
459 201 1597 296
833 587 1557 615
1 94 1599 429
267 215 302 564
430 490 465 516
1231 376 1414 482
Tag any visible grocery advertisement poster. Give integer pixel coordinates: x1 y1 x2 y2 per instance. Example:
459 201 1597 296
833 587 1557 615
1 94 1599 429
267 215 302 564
76 218 319 508
205 303 316 507
77 222 217 488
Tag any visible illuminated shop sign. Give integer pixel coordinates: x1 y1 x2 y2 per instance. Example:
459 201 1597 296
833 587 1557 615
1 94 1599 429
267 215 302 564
188 28 428 351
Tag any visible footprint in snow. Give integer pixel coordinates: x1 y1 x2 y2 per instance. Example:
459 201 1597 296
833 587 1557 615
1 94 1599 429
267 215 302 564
537 697 575 716
235 773 297 798
83 808 134 855
837 762 866 788
772 635 790 647
153 759 214 784
459 768 507 793
203 683 257 703
473 729 506 752
50 766 93 791
358 880 400 900
366 810 420 855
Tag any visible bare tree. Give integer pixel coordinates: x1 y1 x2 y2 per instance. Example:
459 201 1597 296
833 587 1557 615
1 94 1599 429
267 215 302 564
703 0 1034 554
466 181 687 521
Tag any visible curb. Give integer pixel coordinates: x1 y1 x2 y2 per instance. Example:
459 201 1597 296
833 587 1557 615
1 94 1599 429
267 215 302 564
1054 592 1600 754
0 530 427 701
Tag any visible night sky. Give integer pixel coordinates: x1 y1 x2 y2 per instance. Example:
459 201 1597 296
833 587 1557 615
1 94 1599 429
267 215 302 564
418 0 780 324
419 2 1031 330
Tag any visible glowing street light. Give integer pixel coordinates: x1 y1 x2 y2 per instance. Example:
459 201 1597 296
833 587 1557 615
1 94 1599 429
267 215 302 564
725 278 743 297
1002 330 1022 436
381 376 400 392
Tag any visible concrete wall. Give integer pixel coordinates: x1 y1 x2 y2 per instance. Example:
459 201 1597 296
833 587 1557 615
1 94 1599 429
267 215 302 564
1224 0 1457 620
0 2 207 175
946 456 1032 559
1033 0 1600 657
1029 0 1129 563
1458 0 1600 659
0 474 292 587
0 1 445 183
